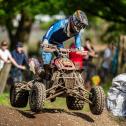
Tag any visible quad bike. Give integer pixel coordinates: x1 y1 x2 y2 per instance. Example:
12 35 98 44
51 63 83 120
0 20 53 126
10 44 105 115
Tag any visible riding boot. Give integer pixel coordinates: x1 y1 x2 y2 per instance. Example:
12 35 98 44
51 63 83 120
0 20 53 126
43 64 52 80
43 64 52 89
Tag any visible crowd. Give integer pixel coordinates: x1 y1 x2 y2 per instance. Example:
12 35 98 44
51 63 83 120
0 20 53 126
0 38 119 87
101 43 119 82
0 40 28 84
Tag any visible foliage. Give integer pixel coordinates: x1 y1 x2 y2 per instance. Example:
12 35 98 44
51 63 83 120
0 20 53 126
40 19 57 30
0 0 126 46
1 0 126 25
61 0 126 24
102 23 126 42
61 0 126 42
0 93 10 106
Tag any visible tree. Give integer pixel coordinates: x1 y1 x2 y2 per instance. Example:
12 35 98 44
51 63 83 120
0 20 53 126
0 0 66 49
62 0 126 42
0 1 30 48
60 0 126 24
0 0 126 48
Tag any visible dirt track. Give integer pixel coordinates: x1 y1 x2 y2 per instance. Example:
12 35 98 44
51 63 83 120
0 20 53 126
0 105 125 126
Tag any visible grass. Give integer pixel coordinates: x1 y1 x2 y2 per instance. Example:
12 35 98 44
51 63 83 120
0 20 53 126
45 97 89 112
0 92 89 112
102 81 112 95
0 93 10 106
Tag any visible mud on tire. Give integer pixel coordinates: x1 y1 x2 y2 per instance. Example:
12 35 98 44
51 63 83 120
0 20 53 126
10 83 29 108
29 82 46 112
66 96 84 110
89 86 105 115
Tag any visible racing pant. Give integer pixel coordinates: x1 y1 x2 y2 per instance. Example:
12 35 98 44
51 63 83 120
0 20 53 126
41 43 64 65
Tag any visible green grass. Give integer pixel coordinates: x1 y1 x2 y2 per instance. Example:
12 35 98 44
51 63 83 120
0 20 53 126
45 97 66 109
102 82 112 95
0 93 10 106
0 93 89 112
45 97 89 112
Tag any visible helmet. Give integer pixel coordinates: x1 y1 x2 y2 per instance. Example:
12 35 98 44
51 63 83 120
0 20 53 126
70 10 88 32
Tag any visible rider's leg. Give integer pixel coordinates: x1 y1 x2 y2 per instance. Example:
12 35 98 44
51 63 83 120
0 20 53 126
41 43 63 78
41 51 52 65
41 51 52 80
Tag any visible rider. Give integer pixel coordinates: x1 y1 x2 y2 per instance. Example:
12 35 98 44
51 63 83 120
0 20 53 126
41 10 88 64
41 10 88 79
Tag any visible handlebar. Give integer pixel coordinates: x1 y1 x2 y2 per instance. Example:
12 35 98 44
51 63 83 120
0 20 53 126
41 44 88 56
41 43 57 49
41 44 69 52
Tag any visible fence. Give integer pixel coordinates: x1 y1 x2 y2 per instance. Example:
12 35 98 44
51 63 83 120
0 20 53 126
0 63 11 94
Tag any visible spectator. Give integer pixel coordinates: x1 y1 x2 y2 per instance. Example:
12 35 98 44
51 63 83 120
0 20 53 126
101 43 113 82
11 42 28 82
121 50 126 73
111 43 119 77
84 38 96 64
83 38 97 90
0 41 25 71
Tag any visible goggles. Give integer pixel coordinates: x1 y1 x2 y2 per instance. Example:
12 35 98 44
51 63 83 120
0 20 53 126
72 16 86 30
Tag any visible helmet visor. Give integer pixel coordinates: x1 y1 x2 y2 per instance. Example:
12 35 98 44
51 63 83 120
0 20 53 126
72 16 86 30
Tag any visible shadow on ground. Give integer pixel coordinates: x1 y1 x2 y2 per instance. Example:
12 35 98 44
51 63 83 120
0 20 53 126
18 108 94 123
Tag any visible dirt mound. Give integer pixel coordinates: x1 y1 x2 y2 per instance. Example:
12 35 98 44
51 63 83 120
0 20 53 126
0 105 124 126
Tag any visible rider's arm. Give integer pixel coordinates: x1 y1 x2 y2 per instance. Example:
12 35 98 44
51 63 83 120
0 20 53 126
42 20 65 43
74 33 81 49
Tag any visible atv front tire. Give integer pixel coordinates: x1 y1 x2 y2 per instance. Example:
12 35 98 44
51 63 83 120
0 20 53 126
10 82 29 108
89 86 105 115
29 82 46 112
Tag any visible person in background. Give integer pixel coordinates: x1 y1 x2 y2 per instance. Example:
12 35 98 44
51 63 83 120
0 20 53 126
84 38 96 63
101 43 113 82
11 42 28 82
111 43 119 77
83 38 97 90
0 41 25 71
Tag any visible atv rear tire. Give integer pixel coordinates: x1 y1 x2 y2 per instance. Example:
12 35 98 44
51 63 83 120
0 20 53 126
10 83 29 108
66 96 84 110
29 82 46 112
89 86 105 115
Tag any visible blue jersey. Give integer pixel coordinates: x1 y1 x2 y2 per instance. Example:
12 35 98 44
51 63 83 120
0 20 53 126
42 18 81 48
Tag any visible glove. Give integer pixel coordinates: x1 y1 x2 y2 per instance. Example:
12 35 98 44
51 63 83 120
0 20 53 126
43 39 49 45
76 46 84 51
40 39 49 47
